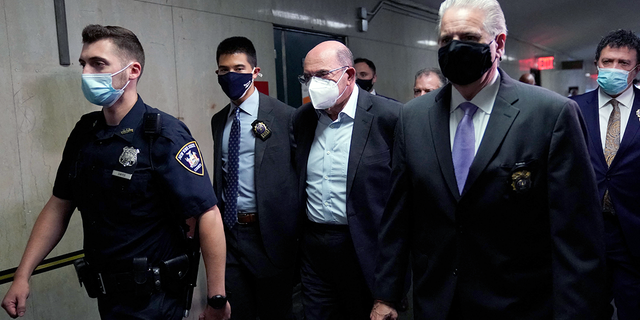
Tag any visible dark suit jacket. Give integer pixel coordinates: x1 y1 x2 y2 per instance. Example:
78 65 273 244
211 92 299 268
572 87 640 256
375 70 606 319
292 87 402 291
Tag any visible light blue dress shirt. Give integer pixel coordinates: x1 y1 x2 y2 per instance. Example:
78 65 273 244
221 89 258 213
306 88 359 225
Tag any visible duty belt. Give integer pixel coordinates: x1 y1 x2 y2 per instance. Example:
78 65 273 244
74 255 189 298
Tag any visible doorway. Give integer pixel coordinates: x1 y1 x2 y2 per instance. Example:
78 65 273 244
273 26 346 108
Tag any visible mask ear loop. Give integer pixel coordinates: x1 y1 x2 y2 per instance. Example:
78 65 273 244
488 39 502 63
111 62 134 93
334 68 350 102
112 62 134 76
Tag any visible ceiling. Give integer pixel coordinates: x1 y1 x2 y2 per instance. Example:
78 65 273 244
412 0 640 62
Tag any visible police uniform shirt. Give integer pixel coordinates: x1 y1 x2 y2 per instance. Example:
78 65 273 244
52 95 217 268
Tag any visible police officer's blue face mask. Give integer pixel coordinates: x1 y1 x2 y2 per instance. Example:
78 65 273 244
82 62 133 107
597 66 637 96
218 68 255 101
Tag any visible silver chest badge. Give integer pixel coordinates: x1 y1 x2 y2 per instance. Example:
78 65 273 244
119 146 140 167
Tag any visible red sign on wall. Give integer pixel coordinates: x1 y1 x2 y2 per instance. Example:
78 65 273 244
519 56 555 71
537 56 555 70
254 81 269 95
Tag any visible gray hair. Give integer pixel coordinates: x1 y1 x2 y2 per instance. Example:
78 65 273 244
415 68 446 85
438 0 507 38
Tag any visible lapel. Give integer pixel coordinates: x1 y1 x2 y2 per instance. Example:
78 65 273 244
431 85 461 202
212 104 230 193
255 93 275 177
464 70 520 195
614 86 640 166
298 104 319 185
346 88 374 198
580 90 607 168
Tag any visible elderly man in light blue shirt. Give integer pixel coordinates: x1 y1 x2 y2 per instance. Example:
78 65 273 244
292 40 402 320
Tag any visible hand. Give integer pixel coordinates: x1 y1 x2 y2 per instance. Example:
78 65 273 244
1 279 30 318
370 300 398 320
199 302 230 320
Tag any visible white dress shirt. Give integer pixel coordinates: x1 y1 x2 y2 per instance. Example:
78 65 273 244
449 72 501 154
597 85 635 149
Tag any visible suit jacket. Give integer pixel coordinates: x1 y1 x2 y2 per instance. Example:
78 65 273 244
211 92 299 268
292 87 402 291
572 87 640 256
375 70 606 319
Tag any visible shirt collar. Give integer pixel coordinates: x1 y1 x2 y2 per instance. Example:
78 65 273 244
315 86 359 121
598 85 634 110
228 88 259 117
95 94 145 142
451 71 500 114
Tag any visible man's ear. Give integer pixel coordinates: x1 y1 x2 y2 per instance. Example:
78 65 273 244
495 33 507 58
252 66 261 80
128 62 142 80
345 67 357 82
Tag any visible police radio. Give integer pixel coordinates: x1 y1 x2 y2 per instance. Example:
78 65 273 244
143 113 162 169
143 113 162 136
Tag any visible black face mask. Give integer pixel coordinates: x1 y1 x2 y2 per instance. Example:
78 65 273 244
438 40 495 85
356 78 374 92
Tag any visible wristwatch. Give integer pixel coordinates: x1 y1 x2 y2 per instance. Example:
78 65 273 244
207 295 228 309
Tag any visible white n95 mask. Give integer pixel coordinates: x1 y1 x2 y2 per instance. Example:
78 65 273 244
308 69 348 110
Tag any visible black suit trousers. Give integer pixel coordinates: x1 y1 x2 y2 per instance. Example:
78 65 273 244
300 221 372 320
225 223 295 320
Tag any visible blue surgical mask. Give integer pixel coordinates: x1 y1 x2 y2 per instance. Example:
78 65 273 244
218 69 255 101
82 62 133 107
597 67 635 96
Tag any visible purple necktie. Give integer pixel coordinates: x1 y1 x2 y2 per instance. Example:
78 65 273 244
452 102 478 194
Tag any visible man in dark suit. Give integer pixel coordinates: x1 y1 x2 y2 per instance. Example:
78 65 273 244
354 58 398 101
293 41 401 320
211 37 299 320
372 0 606 319
571 29 640 320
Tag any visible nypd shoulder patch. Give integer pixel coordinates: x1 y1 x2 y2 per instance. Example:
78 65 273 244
175 141 205 176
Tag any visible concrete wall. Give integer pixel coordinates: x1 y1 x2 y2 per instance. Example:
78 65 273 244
0 0 590 319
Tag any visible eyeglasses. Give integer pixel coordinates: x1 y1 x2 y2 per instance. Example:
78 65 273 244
298 66 348 85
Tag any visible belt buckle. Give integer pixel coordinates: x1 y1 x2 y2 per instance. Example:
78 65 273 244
237 213 256 225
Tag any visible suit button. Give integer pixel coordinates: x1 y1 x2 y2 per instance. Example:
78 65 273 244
457 225 463 234
453 268 458 276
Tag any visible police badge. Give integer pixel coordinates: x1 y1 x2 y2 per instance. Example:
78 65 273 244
510 166 532 194
251 120 272 141
119 146 140 167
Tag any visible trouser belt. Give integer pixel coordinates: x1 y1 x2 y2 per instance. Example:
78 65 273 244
237 212 258 224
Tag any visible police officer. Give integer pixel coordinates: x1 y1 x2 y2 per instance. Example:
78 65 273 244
1 25 230 320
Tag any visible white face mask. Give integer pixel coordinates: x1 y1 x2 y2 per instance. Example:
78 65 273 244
308 69 348 110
